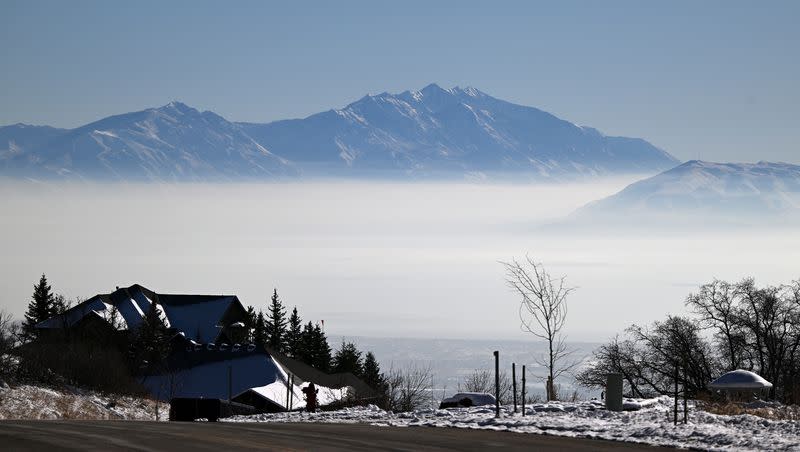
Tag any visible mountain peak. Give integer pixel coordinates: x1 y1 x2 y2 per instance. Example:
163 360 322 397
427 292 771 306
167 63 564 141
451 86 484 97
420 82 447 94
158 101 197 115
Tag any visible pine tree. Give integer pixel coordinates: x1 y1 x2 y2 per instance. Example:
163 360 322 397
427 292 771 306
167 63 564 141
245 305 257 342
130 301 171 372
265 289 287 352
298 321 315 364
285 306 302 358
312 323 332 372
332 341 364 377
297 321 331 371
362 351 386 391
22 274 56 341
253 311 267 347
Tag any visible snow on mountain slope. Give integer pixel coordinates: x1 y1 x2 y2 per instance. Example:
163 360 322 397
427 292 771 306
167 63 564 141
3 102 297 181
239 83 679 179
0 124 67 163
1 85 678 181
571 160 800 224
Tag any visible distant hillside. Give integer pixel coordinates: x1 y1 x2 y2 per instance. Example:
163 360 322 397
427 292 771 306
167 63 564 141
1 102 296 181
0 84 678 181
571 160 800 225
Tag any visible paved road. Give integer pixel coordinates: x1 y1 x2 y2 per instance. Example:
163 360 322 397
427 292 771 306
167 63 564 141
0 420 668 451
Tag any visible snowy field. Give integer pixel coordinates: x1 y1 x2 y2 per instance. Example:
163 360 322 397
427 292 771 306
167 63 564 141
225 397 800 451
0 384 166 421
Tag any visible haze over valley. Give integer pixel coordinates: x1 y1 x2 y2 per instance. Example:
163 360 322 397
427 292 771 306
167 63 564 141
2 177 797 343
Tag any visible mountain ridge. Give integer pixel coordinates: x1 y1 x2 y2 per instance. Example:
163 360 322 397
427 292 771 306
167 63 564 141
1 84 678 181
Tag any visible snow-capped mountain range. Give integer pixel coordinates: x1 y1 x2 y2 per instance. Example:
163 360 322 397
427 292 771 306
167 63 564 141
572 160 800 223
0 102 295 181
0 84 678 181
239 83 678 179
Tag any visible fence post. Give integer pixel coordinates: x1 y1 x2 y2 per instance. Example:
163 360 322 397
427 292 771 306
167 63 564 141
683 358 688 424
521 365 526 416
512 362 517 413
673 361 678 426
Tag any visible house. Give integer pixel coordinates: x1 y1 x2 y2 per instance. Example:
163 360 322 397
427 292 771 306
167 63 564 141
36 284 249 344
34 284 361 411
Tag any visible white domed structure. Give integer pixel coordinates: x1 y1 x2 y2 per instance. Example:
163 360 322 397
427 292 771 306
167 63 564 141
709 370 772 400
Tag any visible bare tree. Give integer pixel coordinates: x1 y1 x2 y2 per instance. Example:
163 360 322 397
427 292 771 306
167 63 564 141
686 279 744 370
459 368 514 404
0 310 19 382
384 364 433 412
502 256 577 400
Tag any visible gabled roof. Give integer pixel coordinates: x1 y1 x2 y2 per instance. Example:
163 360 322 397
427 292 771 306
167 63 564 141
35 284 245 343
158 294 240 343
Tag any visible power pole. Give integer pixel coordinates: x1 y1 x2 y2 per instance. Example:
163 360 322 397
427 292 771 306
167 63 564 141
493 351 500 418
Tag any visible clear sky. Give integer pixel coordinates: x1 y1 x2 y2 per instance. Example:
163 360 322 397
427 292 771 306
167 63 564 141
1 0 798 163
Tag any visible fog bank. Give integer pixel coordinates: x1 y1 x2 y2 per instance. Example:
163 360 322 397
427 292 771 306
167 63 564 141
1 179 797 341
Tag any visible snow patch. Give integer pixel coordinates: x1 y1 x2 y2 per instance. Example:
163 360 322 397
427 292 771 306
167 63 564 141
224 396 800 451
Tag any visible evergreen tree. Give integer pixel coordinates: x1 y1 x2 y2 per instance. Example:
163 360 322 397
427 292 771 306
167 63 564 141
332 341 364 377
130 301 171 372
245 305 257 342
297 321 332 372
312 323 332 372
298 321 315 364
253 311 267 347
265 289 287 352
22 274 57 340
362 351 385 391
285 306 303 358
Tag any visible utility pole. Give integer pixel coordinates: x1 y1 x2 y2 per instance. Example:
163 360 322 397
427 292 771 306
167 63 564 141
512 362 517 413
493 351 500 418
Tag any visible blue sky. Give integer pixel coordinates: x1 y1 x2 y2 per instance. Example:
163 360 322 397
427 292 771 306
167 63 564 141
1 0 798 163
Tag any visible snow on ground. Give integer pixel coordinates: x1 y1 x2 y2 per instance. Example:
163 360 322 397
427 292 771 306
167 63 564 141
0 384 167 421
225 397 800 451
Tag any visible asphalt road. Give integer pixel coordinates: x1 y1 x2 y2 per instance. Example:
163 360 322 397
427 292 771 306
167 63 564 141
0 420 669 451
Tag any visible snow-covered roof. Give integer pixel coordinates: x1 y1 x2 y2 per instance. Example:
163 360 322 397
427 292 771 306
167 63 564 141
709 369 773 390
34 284 244 343
141 352 285 401
159 294 238 343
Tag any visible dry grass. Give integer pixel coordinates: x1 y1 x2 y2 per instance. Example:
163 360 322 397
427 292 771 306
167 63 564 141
0 384 165 420
698 401 800 421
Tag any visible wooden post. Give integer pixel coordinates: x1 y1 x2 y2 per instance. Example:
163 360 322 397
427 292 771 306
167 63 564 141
228 365 233 403
512 362 518 413
521 365 526 416
286 374 292 412
673 362 678 426
494 351 500 418
683 358 688 424
288 375 294 411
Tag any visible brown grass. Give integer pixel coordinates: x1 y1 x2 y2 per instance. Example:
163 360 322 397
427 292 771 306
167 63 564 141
698 401 800 421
